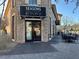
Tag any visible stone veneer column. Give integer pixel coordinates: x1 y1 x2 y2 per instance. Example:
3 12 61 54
14 0 25 43
41 17 50 42
16 17 25 43
41 0 51 42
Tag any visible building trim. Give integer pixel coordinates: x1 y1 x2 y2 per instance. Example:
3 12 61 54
2 0 9 17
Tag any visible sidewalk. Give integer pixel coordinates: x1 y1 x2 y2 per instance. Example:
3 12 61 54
0 35 61 55
0 42 58 55
48 35 63 44
0 35 79 59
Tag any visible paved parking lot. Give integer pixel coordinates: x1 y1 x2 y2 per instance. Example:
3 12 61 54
0 36 79 59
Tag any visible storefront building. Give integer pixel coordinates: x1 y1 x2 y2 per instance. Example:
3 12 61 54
2 0 58 43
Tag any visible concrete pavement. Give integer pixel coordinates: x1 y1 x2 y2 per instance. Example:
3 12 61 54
0 35 79 59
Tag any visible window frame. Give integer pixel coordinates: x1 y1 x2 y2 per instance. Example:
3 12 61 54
29 0 37 6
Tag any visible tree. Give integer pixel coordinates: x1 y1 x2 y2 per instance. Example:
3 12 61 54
0 0 6 6
61 16 74 32
0 0 6 18
62 16 74 26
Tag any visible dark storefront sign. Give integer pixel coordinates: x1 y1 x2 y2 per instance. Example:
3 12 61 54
20 6 46 18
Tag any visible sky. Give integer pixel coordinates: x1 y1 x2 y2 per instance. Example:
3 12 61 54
0 0 4 16
0 0 79 25
51 0 79 25
0 5 3 16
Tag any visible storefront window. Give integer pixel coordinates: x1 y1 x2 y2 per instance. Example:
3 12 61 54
26 22 32 40
29 0 37 5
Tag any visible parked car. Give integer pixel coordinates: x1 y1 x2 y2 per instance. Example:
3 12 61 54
61 32 78 42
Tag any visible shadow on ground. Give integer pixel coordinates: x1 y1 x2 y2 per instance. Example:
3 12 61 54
48 35 62 44
0 42 58 55
1 35 79 56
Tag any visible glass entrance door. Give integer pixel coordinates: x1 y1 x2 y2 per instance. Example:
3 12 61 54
25 22 32 41
25 21 41 42
32 21 41 41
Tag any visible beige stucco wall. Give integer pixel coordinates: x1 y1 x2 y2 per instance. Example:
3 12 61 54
6 9 11 35
5 7 12 38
